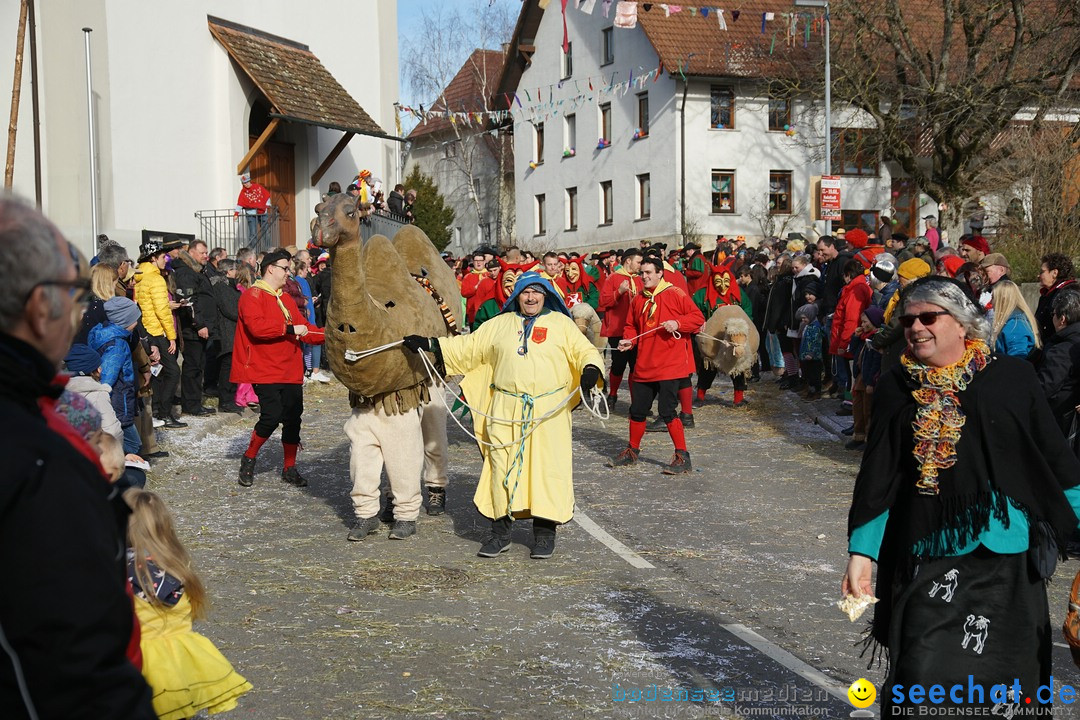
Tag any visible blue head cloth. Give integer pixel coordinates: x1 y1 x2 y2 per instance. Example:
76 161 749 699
500 271 570 318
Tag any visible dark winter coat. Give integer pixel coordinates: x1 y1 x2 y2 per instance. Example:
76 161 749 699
171 251 216 339
0 333 155 720
312 266 332 327
213 280 241 356
1036 321 1080 436
822 250 854 316
1035 279 1078 343
764 274 794 334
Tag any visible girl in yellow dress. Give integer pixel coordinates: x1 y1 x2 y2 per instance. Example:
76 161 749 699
125 489 252 719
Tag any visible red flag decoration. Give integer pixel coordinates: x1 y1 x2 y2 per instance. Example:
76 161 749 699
562 0 570 54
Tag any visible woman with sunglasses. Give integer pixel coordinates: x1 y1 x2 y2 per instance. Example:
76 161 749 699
842 276 1080 714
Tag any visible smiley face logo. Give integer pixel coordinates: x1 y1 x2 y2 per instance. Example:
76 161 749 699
847 678 876 709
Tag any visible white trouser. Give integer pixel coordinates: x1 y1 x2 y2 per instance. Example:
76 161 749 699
344 405 423 521
419 399 449 489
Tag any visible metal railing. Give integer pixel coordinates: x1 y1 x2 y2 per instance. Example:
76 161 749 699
359 209 409 242
193 207 280 256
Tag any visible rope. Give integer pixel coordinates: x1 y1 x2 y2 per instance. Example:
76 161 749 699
343 340 406 362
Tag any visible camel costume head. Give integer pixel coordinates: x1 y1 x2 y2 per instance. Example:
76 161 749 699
312 193 463 414
695 304 760 377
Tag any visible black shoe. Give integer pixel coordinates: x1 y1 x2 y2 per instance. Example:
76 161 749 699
607 446 640 467
606 395 618 411
389 520 417 540
144 450 170 459
840 425 855 436
692 396 707 409
845 440 867 452
645 416 667 433
679 412 695 428
731 398 749 408
477 534 511 557
661 450 693 475
347 516 381 542
836 407 853 417
185 406 217 416
281 466 308 487
218 403 244 414
238 456 256 487
163 416 188 429
426 487 446 516
379 501 395 524
749 374 761 383
531 533 556 559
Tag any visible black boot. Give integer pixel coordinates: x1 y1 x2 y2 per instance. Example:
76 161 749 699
426 487 446 516
531 518 557 559
477 516 512 557
238 456 256 487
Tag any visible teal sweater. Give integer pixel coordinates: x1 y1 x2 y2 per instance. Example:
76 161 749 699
850 486 1080 561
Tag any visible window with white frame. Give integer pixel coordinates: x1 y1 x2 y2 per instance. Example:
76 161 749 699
601 27 614 65
564 114 576 153
535 194 546 235
534 122 545 164
599 103 611 145
600 181 613 225
637 174 651 219
566 187 578 231
637 93 649 137
711 170 735 214
562 42 573 79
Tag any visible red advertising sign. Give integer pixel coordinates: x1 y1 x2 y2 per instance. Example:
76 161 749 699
820 176 841 222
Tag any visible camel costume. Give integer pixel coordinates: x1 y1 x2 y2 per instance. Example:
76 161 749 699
436 273 604 525
312 195 460 535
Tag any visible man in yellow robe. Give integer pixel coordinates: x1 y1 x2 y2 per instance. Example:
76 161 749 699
403 272 603 559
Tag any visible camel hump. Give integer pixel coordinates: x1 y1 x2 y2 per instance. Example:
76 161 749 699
391 224 464 329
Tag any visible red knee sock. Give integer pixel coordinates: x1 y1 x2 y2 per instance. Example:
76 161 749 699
244 431 269 459
734 389 744 404
629 419 646 450
667 418 687 451
609 374 623 396
282 442 299 469
696 388 706 401
678 385 693 414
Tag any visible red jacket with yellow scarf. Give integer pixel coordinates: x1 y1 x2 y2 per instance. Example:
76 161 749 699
231 284 325 385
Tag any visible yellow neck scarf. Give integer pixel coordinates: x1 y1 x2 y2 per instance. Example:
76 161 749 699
253 279 292 323
614 267 638 297
642 278 673 320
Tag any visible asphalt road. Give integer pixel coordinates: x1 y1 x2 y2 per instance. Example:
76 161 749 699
145 372 1080 719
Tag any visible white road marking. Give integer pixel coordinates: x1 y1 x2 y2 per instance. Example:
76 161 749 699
573 510 655 569
722 623 852 704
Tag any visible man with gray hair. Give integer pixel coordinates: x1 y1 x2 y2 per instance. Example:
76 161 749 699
0 196 155 718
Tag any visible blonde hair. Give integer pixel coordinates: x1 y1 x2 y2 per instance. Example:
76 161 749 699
125 489 207 619
990 279 1042 350
90 264 117 300
236 264 255 289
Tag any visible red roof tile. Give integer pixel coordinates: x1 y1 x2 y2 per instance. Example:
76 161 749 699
408 50 506 139
208 16 388 138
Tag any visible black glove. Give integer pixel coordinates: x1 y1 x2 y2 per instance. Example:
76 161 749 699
402 335 432 353
580 365 601 394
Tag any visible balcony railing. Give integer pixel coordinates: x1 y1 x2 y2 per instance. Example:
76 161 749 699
193 207 280 256
359 209 409 242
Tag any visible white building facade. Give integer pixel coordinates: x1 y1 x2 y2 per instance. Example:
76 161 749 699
0 0 399 258
508 1 903 250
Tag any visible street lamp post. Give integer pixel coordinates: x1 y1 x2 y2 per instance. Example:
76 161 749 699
794 0 831 236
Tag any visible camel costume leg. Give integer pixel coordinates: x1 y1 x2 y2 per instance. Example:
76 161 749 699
420 399 449 489
345 406 425 523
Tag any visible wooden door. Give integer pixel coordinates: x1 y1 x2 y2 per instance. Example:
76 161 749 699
248 137 296 247
891 178 917 237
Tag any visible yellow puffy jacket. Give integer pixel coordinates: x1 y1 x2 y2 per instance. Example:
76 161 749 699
134 261 175 340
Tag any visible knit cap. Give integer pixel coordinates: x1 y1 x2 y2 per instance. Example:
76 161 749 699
104 296 141 328
795 303 818 323
898 258 932 280
54 389 102 440
846 228 869 249
64 344 102 376
863 306 885 328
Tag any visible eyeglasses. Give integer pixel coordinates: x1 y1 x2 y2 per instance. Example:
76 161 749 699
268 263 289 273
23 278 92 306
898 310 950 328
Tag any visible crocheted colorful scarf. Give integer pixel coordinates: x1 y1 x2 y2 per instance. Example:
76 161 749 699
901 338 991 495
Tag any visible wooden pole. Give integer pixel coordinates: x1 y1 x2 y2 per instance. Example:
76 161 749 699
236 117 280 175
4 0 29 189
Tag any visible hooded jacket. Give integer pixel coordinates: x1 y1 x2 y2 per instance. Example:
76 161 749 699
171 250 216 338
134 261 174 340
88 321 137 427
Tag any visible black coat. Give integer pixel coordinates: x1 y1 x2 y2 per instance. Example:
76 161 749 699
1035 280 1078 343
213 280 241 355
312 266 332 328
387 190 405 216
0 334 155 720
171 252 216 339
822 250 853 316
764 274 794 334
742 280 767 328
1037 321 1080 436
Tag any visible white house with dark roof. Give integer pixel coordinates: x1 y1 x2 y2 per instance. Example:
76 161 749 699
0 1 399 257
498 0 899 250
